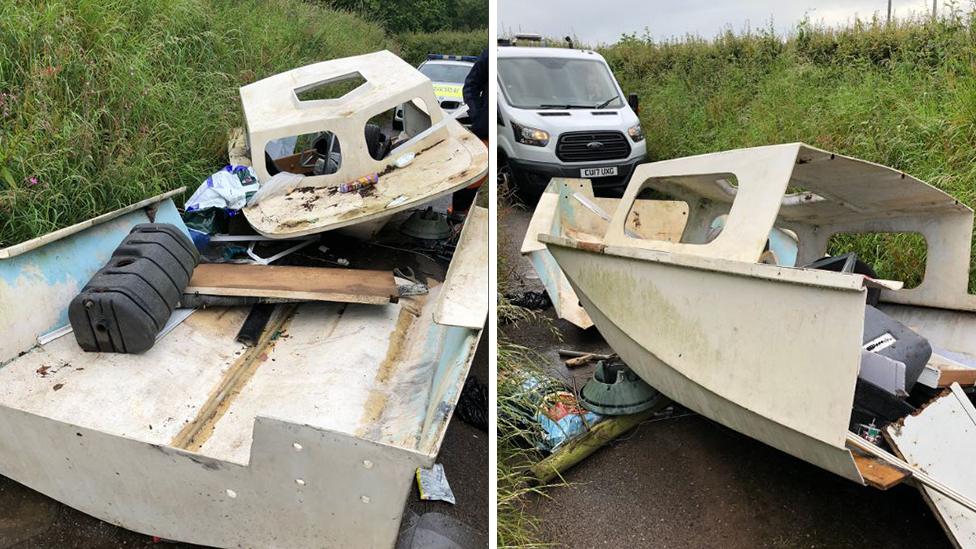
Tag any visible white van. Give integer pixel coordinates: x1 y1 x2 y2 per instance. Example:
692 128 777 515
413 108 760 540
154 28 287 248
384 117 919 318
497 46 646 197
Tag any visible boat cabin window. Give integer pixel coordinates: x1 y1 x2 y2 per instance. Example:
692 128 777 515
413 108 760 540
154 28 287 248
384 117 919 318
826 232 927 289
369 97 433 158
623 173 738 246
294 72 367 102
264 132 343 177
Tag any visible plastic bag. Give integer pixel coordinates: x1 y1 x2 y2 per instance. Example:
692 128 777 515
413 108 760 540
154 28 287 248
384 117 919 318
186 166 258 211
247 171 304 207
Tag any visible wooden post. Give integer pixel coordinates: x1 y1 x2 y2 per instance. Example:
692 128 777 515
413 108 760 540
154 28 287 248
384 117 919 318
528 397 672 485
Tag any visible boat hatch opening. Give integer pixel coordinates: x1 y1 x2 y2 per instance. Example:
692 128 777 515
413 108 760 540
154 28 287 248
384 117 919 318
294 72 368 102
621 173 802 267
827 232 928 290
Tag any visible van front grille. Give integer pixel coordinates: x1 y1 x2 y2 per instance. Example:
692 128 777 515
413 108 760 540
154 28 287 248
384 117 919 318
555 131 631 162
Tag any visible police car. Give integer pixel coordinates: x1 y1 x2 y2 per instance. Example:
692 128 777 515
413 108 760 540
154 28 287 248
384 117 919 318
394 54 476 130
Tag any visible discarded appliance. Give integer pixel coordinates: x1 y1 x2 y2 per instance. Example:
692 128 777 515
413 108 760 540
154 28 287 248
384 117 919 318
231 50 487 239
580 359 661 416
0 189 488 547
528 143 976 544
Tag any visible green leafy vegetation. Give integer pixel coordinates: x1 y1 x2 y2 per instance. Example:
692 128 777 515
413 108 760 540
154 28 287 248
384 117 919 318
398 29 486 65
497 335 552 549
322 0 487 33
599 8 976 288
0 0 485 248
497 199 560 548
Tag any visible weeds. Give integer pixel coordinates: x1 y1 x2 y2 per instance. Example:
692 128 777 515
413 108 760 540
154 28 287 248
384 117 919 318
398 29 487 65
0 0 484 248
497 339 559 548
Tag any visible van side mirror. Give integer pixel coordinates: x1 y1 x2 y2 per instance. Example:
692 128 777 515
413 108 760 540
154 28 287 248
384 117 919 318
628 93 640 114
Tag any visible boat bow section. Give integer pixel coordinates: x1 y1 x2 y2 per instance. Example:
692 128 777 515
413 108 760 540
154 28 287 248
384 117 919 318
545 240 867 482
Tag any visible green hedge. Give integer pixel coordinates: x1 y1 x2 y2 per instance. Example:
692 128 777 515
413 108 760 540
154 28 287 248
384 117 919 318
397 29 487 65
599 12 976 288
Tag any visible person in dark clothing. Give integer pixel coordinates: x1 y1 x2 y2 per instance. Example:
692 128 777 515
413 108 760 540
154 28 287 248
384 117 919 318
463 48 488 139
453 47 488 213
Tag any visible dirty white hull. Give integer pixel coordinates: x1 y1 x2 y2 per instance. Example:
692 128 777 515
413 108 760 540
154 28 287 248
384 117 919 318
547 244 866 483
0 408 426 548
0 194 488 548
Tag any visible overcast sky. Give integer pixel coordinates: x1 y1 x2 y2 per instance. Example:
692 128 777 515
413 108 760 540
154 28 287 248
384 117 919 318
498 0 942 45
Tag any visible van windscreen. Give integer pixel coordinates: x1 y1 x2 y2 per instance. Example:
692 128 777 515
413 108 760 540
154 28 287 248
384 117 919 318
498 57 623 110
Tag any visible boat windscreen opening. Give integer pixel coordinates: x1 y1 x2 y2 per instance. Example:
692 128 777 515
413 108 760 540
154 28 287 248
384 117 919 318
625 173 741 245
369 98 432 160
294 72 367 102
264 132 342 177
827 232 927 290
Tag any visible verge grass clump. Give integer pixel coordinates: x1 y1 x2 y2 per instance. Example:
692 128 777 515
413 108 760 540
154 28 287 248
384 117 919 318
600 7 976 288
497 339 556 548
0 0 389 247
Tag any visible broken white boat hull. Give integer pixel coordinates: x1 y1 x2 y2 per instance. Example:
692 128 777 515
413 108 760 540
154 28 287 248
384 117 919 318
0 193 487 548
537 143 976 504
547 243 866 481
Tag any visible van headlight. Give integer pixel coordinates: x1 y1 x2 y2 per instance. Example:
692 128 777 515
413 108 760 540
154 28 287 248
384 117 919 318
627 123 644 142
512 122 549 147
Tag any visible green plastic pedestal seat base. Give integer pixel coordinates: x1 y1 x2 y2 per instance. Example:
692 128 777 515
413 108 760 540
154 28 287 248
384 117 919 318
401 207 451 240
580 360 660 416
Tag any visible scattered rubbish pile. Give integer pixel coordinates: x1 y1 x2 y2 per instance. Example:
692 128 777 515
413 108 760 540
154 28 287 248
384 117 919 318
0 50 487 549
503 290 551 311
528 143 976 547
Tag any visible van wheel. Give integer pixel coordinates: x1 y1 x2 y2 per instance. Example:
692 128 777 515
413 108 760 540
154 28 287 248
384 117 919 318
499 155 540 205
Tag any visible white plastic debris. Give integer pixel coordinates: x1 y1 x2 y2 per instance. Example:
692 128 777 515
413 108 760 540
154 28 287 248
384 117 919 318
386 195 409 208
416 464 455 504
395 152 416 168
247 171 305 207
186 166 257 211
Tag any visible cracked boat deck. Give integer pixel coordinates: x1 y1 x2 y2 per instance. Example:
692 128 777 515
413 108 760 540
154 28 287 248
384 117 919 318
0 289 457 464
0 190 487 548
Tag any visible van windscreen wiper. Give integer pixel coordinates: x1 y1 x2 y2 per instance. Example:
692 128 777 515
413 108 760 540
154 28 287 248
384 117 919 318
538 104 591 109
594 96 619 109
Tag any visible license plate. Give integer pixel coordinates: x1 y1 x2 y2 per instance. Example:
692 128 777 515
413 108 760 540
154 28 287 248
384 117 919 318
581 166 618 178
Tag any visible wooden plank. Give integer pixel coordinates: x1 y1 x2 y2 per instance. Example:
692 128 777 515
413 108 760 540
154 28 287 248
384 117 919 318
923 353 976 388
186 264 397 305
851 452 910 490
935 369 976 388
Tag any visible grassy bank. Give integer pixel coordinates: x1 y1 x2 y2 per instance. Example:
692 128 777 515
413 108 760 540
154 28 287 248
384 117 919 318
0 0 485 247
0 0 388 247
600 10 976 287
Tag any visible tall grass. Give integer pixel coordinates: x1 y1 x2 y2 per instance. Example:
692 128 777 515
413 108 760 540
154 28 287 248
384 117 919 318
0 0 393 247
497 335 553 548
600 7 976 287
